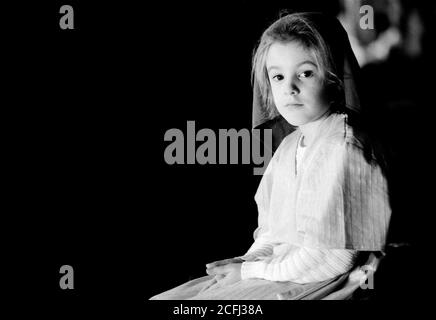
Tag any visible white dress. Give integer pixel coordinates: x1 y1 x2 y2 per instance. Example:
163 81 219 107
149 113 391 300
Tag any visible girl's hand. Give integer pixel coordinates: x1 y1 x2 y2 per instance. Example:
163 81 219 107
205 257 244 270
207 263 242 288
206 263 242 279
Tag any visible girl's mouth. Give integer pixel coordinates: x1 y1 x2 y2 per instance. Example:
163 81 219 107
285 103 304 108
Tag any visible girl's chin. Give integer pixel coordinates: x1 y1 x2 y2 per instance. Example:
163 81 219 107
281 115 308 127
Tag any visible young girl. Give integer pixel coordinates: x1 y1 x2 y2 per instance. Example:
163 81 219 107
150 12 391 300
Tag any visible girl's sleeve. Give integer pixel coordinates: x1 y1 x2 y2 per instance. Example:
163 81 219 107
240 246 359 283
239 139 284 262
296 137 391 250
239 234 275 261
239 205 278 261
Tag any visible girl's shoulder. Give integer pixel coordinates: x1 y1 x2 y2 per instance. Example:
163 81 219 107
268 130 300 165
322 113 382 167
277 130 300 153
281 129 300 146
274 113 370 157
322 113 364 150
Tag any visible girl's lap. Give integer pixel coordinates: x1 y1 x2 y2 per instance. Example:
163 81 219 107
149 275 330 300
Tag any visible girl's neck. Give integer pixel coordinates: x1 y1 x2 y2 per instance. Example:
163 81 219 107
298 109 331 147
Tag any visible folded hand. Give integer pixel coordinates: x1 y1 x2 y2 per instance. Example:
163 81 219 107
206 263 242 287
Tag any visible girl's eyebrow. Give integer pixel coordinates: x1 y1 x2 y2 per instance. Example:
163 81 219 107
267 60 317 72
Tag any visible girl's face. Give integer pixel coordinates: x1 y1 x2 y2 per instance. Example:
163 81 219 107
266 41 330 126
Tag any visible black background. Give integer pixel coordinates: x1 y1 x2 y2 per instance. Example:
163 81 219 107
6 0 436 314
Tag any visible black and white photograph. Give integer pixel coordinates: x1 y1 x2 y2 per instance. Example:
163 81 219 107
8 0 436 317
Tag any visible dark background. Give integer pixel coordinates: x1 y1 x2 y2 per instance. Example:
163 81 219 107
7 0 436 311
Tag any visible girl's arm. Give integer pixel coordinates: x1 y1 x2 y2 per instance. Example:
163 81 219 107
239 232 276 261
241 246 358 283
240 135 286 262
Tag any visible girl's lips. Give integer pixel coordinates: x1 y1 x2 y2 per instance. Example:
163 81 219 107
285 103 303 107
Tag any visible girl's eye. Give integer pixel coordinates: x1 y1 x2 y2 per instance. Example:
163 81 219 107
298 70 314 79
271 74 284 82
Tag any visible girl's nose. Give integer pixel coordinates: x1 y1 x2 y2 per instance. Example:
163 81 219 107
286 79 300 96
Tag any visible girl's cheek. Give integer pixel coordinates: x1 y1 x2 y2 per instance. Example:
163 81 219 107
271 86 281 97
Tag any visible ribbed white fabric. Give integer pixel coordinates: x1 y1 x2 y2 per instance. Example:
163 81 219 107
240 243 357 283
239 236 357 283
235 116 385 283
239 239 275 261
252 113 391 251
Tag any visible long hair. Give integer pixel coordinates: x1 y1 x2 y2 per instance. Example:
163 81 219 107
252 12 345 119
252 12 390 176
